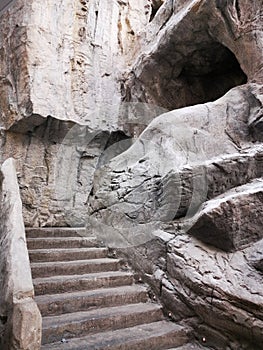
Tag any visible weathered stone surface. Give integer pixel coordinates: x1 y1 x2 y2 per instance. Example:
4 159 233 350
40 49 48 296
0 1 16 14
166 234 263 349
123 0 263 122
0 0 263 349
0 0 150 131
84 2 263 348
89 85 263 232
0 158 41 349
0 0 155 226
188 179 263 251
11 299 42 350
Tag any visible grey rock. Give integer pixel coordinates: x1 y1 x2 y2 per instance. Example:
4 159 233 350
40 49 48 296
0 0 263 349
89 85 263 232
0 158 41 349
188 179 263 251
166 234 263 348
123 0 263 123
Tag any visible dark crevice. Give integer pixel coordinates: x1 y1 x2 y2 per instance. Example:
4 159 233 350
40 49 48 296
97 131 132 167
149 1 164 22
235 0 241 21
150 7 158 22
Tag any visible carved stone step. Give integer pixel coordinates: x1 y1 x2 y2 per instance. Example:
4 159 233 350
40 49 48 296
42 303 163 344
31 258 121 278
33 271 134 296
40 321 190 350
27 237 97 249
27 227 192 350
35 285 149 317
29 247 108 262
26 227 87 238
168 343 209 349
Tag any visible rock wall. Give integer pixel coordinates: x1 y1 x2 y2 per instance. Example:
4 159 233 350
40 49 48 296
0 0 151 130
0 158 41 350
122 0 263 130
0 0 152 225
0 0 263 348
87 1 263 348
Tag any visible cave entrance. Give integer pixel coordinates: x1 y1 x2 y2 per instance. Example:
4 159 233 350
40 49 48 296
173 42 248 109
135 41 247 111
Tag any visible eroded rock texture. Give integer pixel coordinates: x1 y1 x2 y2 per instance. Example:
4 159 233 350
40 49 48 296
88 0 263 348
0 0 263 349
0 158 41 350
0 0 152 225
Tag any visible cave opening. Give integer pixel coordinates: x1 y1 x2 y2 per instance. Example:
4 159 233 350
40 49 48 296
139 41 247 111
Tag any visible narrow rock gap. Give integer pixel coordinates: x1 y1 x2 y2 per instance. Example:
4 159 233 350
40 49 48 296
149 0 164 22
235 0 241 21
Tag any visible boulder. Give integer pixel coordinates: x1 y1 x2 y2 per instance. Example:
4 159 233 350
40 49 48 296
188 179 263 251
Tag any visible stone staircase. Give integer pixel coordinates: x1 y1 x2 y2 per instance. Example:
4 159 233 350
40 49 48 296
26 227 193 350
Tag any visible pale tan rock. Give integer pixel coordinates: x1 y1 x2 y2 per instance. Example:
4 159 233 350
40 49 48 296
0 1 263 348
11 299 42 350
0 158 41 349
0 0 150 131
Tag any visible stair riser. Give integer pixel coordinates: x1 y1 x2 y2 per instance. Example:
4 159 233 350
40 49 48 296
32 261 120 278
34 275 134 295
42 308 163 344
29 249 108 263
26 228 87 238
38 291 149 317
106 329 189 350
27 239 97 249
40 325 190 350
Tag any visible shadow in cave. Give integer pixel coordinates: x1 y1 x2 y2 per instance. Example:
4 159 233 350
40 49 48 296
138 41 247 111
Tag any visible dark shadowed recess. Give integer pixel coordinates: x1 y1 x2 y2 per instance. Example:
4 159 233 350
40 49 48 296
136 41 247 111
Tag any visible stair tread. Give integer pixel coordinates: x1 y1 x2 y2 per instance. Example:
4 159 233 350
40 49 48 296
29 247 107 252
35 284 148 304
26 227 87 238
33 270 133 284
168 344 209 350
27 237 96 242
26 227 190 350
33 271 134 295
42 302 162 328
41 320 188 350
31 258 120 268
29 247 109 263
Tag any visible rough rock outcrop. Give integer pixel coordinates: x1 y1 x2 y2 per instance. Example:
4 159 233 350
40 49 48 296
0 0 153 226
123 0 262 121
0 158 41 349
0 0 150 130
89 84 263 231
87 1 263 348
0 0 263 349
188 179 263 251
166 233 263 349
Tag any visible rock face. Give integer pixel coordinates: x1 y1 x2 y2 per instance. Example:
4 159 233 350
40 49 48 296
0 158 41 350
0 0 152 226
87 0 263 348
123 0 262 117
188 179 263 251
0 0 263 349
89 84 263 231
0 0 150 130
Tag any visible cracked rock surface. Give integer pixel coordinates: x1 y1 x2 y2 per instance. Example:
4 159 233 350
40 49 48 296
0 0 263 348
88 1 263 348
